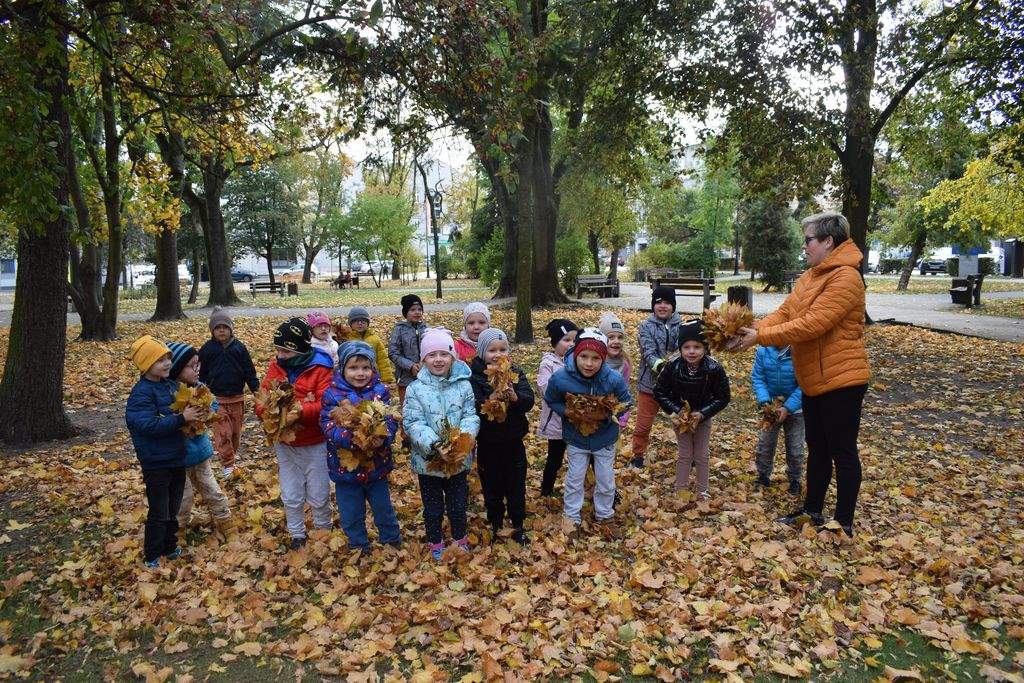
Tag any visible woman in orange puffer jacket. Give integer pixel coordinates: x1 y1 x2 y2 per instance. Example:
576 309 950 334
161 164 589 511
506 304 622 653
731 212 870 537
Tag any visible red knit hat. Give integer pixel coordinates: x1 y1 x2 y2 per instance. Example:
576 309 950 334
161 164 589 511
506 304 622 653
573 327 608 361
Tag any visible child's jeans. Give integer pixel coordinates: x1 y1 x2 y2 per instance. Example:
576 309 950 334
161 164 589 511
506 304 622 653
417 471 468 544
336 478 401 549
275 442 333 539
213 395 244 468
477 440 527 530
563 444 616 523
676 419 712 492
142 466 186 562
178 458 231 526
754 412 805 485
540 439 566 496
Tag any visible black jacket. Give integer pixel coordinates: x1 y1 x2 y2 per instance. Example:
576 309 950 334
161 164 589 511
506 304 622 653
653 356 731 420
198 337 260 397
469 356 535 442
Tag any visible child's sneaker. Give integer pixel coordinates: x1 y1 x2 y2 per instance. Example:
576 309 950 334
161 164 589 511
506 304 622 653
787 480 802 496
288 537 307 551
428 542 445 561
165 547 182 560
452 537 470 552
143 558 160 569
698 490 711 501
222 466 235 478
630 456 645 468
512 528 529 546
777 508 824 527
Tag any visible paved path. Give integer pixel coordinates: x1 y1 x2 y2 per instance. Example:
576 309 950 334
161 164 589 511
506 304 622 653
598 283 1024 343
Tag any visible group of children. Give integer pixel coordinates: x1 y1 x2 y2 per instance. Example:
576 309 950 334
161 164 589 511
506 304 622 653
126 287 805 567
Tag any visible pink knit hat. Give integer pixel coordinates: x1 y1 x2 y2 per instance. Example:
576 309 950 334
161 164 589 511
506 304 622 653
420 328 456 360
307 311 330 328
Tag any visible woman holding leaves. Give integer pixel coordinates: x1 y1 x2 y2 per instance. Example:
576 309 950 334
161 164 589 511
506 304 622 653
402 328 480 561
729 212 870 537
468 329 535 545
653 320 731 499
319 342 401 552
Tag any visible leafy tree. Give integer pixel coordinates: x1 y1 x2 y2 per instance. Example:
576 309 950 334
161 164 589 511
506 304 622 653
224 162 301 286
342 188 416 288
738 196 801 290
558 170 639 280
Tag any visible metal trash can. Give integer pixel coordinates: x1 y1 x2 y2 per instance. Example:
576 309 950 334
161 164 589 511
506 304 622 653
287 282 299 297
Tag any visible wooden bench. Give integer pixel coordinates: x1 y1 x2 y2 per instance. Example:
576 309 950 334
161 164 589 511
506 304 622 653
576 274 620 299
949 274 985 308
783 270 804 293
249 281 284 298
648 275 719 309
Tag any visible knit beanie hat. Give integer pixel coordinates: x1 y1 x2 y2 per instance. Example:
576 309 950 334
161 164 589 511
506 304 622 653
545 318 579 347
166 341 198 380
573 327 608 361
598 311 625 337
274 317 312 353
651 286 677 312
401 294 424 317
419 328 455 360
209 307 234 334
678 319 708 348
307 311 330 328
476 328 507 359
338 340 377 371
463 301 491 324
347 306 370 324
130 335 171 374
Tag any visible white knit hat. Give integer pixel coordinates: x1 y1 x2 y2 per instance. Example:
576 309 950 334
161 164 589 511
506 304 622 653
463 301 491 324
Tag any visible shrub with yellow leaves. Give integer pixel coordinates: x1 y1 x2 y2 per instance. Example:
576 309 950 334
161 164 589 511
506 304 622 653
254 380 302 445
702 302 755 351
565 393 627 436
480 355 517 423
426 418 476 477
328 399 399 471
170 384 222 437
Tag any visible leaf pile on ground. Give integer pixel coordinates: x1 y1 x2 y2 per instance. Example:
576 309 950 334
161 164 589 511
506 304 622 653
0 308 1022 680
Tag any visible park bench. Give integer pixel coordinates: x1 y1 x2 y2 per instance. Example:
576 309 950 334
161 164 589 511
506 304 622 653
249 281 284 298
949 274 985 308
783 270 804 293
648 274 719 309
576 274 620 299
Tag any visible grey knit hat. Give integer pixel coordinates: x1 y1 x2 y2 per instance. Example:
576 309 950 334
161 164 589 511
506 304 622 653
209 307 234 334
347 306 370 324
476 328 508 359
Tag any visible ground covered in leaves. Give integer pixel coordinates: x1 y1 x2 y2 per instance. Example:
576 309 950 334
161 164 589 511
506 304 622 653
1 307 1022 681
960 298 1024 320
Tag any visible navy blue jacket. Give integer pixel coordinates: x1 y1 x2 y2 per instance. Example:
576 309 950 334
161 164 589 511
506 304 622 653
544 355 633 451
125 377 187 470
198 337 259 397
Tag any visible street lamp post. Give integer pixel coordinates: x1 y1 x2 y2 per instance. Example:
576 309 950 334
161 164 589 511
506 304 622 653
429 188 443 299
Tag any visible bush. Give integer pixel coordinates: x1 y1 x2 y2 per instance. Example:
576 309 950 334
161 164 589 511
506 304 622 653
477 228 505 287
879 258 906 274
556 231 591 293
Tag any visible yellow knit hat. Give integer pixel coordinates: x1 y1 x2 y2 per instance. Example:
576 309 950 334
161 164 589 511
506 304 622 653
130 335 171 373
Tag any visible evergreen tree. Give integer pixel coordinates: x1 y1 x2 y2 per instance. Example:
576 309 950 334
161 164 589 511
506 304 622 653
739 196 800 291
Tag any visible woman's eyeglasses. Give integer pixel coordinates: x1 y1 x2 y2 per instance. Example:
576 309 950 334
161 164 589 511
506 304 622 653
803 236 820 245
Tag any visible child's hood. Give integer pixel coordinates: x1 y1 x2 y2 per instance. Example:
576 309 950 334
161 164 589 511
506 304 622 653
541 350 565 367
331 370 384 396
416 358 471 386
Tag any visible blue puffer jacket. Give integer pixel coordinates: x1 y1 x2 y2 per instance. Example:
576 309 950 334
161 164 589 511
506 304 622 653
319 373 398 485
544 355 633 451
751 345 803 414
125 377 186 470
402 361 480 477
183 384 217 468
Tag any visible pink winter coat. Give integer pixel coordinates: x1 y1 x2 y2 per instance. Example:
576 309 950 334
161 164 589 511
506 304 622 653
536 352 565 439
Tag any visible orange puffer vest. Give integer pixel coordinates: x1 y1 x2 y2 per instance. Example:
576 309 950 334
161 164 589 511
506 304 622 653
756 240 870 396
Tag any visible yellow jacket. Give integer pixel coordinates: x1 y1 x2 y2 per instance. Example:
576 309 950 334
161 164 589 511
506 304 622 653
756 240 870 396
337 327 395 384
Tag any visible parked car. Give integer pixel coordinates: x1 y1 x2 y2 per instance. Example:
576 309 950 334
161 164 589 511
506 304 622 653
918 258 947 275
608 256 625 267
231 268 258 282
278 264 319 282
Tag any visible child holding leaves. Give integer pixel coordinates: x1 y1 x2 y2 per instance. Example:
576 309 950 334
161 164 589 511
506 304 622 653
653 320 731 499
320 342 402 551
402 329 480 560
468 328 535 545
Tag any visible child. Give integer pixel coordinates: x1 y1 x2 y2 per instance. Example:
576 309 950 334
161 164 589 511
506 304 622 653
633 287 683 468
599 311 632 428
126 335 201 568
544 329 632 529
198 308 260 476
402 328 480 560
166 342 236 542
653 320 731 499
256 318 336 550
751 344 804 495
537 318 579 497
337 306 395 385
454 302 490 362
468 328 535 544
388 294 427 404
308 311 339 367
320 342 402 551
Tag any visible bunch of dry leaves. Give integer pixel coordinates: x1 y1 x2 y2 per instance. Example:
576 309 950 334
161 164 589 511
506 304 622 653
169 384 221 437
758 397 785 430
480 356 517 423
671 400 701 434
254 380 302 444
702 302 755 351
328 399 398 471
426 418 476 477
565 393 627 436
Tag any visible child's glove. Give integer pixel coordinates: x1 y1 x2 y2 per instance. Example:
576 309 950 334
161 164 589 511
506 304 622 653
652 358 666 374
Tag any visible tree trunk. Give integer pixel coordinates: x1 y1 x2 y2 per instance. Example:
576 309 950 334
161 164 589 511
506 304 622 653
897 230 927 292
0 5 77 444
527 103 565 306
609 248 620 281
200 156 243 307
150 226 185 320
265 252 277 287
92 56 122 341
476 151 517 298
588 230 600 274
302 248 317 284
513 137 535 343
189 241 201 304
